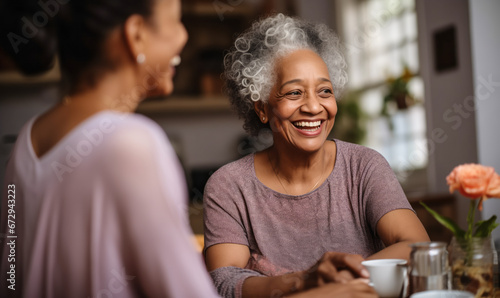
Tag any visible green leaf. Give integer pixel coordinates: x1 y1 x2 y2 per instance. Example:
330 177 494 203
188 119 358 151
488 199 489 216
420 202 466 239
473 215 499 238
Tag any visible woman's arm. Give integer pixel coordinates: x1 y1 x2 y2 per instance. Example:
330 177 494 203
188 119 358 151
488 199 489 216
205 243 371 298
367 209 430 260
206 243 306 297
104 123 220 298
357 148 430 261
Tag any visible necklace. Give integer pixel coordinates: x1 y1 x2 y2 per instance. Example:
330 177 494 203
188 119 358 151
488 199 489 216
267 150 325 195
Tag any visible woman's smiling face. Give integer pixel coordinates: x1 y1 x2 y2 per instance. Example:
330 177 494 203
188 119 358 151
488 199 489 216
259 49 337 153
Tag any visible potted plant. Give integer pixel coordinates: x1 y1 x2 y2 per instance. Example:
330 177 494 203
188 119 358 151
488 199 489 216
381 65 416 118
421 164 500 297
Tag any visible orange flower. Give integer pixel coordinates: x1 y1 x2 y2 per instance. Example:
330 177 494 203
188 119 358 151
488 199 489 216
446 163 500 210
486 173 500 198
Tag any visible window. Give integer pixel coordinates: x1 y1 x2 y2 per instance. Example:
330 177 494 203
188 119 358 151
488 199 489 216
336 0 427 180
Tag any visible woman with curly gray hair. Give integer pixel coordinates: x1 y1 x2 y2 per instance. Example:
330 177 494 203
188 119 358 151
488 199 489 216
203 14 429 298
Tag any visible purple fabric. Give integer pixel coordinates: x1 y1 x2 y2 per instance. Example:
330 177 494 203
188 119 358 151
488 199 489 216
209 267 264 298
0 111 219 298
203 139 413 297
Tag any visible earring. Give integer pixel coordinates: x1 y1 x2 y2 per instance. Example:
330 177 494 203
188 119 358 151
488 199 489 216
262 117 266 121
136 53 146 64
170 55 181 66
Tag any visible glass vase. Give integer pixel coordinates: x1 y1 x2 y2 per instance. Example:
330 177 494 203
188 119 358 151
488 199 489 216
448 236 497 298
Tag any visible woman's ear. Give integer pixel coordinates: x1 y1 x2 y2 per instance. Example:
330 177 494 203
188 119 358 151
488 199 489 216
254 101 268 123
123 14 148 64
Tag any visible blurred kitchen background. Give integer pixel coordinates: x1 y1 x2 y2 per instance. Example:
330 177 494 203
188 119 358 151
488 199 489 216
1 0 499 246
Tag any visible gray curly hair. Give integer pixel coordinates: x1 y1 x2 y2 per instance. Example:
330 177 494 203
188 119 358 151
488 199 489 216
224 13 348 136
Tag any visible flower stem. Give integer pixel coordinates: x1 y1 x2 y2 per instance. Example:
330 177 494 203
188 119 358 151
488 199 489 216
466 200 477 240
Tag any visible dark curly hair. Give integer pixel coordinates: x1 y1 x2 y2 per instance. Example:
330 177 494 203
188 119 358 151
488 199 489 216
0 0 156 94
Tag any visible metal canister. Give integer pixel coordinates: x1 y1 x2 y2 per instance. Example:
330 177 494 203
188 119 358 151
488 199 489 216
409 242 450 294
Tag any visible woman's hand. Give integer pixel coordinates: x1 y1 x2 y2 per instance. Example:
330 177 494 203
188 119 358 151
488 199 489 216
207 245 373 298
302 252 370 289
287 279 377 298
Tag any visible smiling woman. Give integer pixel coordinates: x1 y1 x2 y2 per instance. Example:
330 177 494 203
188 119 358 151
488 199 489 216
224 13 347 137
203 13 430 298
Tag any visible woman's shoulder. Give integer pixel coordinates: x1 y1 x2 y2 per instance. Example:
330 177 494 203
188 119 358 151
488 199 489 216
205 154 254 188
5 117 37 163
335 139 384 157
79 111 172 164
334 139 389 167
91 111 166 145
95 111 164 136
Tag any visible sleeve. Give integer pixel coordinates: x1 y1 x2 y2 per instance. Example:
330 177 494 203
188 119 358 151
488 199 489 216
203 163 265 298
359 149 414 231
203 167 250 251
102 121 219 298
209 266 264 298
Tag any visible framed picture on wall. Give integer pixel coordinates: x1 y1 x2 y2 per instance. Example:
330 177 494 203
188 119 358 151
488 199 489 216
433 25 458 73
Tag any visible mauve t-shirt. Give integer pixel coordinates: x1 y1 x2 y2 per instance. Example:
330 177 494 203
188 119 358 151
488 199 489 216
204 139 413 277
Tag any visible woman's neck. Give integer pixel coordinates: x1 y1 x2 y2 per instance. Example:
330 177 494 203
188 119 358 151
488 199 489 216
266 140 335 195
64 68 144 114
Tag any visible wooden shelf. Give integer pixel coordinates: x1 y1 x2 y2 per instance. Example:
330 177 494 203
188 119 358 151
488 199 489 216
137 95 232 115
182 1 256 18
0 59 60 85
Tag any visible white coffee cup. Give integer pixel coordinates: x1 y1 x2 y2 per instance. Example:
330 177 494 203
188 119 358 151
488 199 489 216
362 259 408 298
410 290 474 298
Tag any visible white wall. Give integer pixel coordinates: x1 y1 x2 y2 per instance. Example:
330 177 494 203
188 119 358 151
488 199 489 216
416 0 478 229
469 0 500 245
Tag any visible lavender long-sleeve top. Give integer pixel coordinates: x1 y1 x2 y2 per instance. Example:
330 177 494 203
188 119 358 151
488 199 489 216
0 111 219 298
203 140 413 298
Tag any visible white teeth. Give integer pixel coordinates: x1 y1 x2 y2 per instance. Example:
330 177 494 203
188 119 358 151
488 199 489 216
300 127 320 132
293 120 321 128
170 55 181 66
